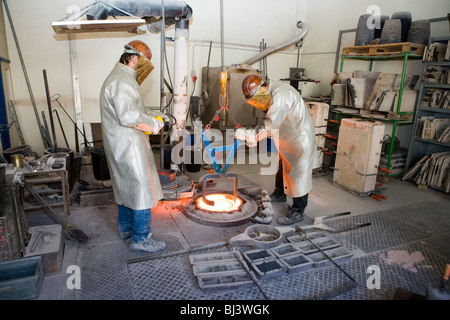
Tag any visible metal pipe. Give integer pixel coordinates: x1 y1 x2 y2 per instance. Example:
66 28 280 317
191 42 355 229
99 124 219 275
160 0 166 169
173 19 189 132
170 18 190 170
243 21 309 66
53 109 70 148
43 70 57 149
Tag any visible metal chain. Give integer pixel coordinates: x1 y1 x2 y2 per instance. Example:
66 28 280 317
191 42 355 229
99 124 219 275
204 0 240 131
204 92 241 130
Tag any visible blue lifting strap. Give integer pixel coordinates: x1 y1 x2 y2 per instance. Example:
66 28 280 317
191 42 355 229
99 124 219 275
201 130 240 176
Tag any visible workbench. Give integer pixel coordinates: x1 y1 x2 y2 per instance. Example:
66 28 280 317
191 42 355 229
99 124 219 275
21 157 70 222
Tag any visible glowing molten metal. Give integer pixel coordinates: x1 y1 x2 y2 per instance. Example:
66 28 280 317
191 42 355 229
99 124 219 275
196 193 243 213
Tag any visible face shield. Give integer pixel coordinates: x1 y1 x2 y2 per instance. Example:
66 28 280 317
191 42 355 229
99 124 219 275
245 85 271 111
124 43 154 86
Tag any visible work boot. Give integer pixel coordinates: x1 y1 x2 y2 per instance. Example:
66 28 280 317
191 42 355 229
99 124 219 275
130 233 166 253
277 206 304 225
270 190 287 202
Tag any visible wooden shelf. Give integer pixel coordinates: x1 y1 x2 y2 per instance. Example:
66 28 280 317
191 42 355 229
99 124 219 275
22 160 70 221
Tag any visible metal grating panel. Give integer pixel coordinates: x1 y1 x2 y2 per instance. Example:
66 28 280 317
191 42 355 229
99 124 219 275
34 201 450 300
127 249 266 300
324 202 450 254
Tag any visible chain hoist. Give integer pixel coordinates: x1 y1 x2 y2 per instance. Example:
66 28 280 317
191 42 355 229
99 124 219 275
204 72 241 131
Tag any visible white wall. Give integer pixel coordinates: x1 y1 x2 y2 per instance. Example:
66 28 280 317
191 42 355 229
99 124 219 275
2 0 449 154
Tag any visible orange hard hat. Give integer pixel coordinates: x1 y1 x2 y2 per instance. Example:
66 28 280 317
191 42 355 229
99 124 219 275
242 74 264 100
124 40 152 61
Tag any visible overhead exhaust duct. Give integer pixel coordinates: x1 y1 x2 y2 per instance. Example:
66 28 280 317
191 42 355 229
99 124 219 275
86 0 192 21
243 21 308 66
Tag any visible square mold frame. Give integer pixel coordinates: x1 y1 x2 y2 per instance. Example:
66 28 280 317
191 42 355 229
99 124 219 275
189 251 237 265
250 258 287 280
294 241 319 255
308 247 354 268
310 237 341 251
197 271 254 293
279 253 314 274
192 260 245 277
242 248 276 264
269 243 302 259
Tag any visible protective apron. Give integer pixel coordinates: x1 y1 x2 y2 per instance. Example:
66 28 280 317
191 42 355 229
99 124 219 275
261 81 316 198
100 63 164 210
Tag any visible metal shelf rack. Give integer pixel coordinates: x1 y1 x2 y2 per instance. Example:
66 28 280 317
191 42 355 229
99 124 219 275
337 50 424 176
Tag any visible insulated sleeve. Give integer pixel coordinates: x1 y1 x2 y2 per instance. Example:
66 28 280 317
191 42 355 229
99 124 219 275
108 78 162 133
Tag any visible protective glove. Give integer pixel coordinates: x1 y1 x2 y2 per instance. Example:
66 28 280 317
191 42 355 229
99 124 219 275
136 115 164 135
148 110 170 123
245 129 258 148
234 128 247 140
149 116 164 134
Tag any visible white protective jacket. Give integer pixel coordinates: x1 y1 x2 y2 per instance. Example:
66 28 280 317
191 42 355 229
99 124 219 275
260 81 316 198
100 63 164 210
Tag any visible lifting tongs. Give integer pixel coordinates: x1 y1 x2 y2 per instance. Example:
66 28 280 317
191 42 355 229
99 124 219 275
201 131 241 206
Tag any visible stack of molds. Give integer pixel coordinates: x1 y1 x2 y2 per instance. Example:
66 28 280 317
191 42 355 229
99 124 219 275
188 251 253 292
333 118 385 194
307 102 330 169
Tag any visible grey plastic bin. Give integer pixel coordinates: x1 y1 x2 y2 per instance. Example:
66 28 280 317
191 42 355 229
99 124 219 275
0 256 44 300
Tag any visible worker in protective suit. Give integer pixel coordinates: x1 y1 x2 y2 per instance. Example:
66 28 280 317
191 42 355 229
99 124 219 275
236 74 316 225
100 40 167 253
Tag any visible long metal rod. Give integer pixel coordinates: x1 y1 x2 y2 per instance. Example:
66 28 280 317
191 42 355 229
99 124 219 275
295 227 358 299
43 70 57 149
160 0 166 169
2 0 47 148
126 241 229 264
233 251 270 300
53 109 69 148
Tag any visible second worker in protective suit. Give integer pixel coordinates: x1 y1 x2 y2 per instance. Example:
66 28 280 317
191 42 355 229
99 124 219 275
100 40 167 253
236 74 316 225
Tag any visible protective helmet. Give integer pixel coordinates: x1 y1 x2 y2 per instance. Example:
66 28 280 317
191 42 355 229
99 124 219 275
123 40 154 85
242 74 263 99
124 40 152 61
242 74 271 111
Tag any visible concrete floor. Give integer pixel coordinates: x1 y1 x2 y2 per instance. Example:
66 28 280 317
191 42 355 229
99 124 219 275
24 149 450 302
